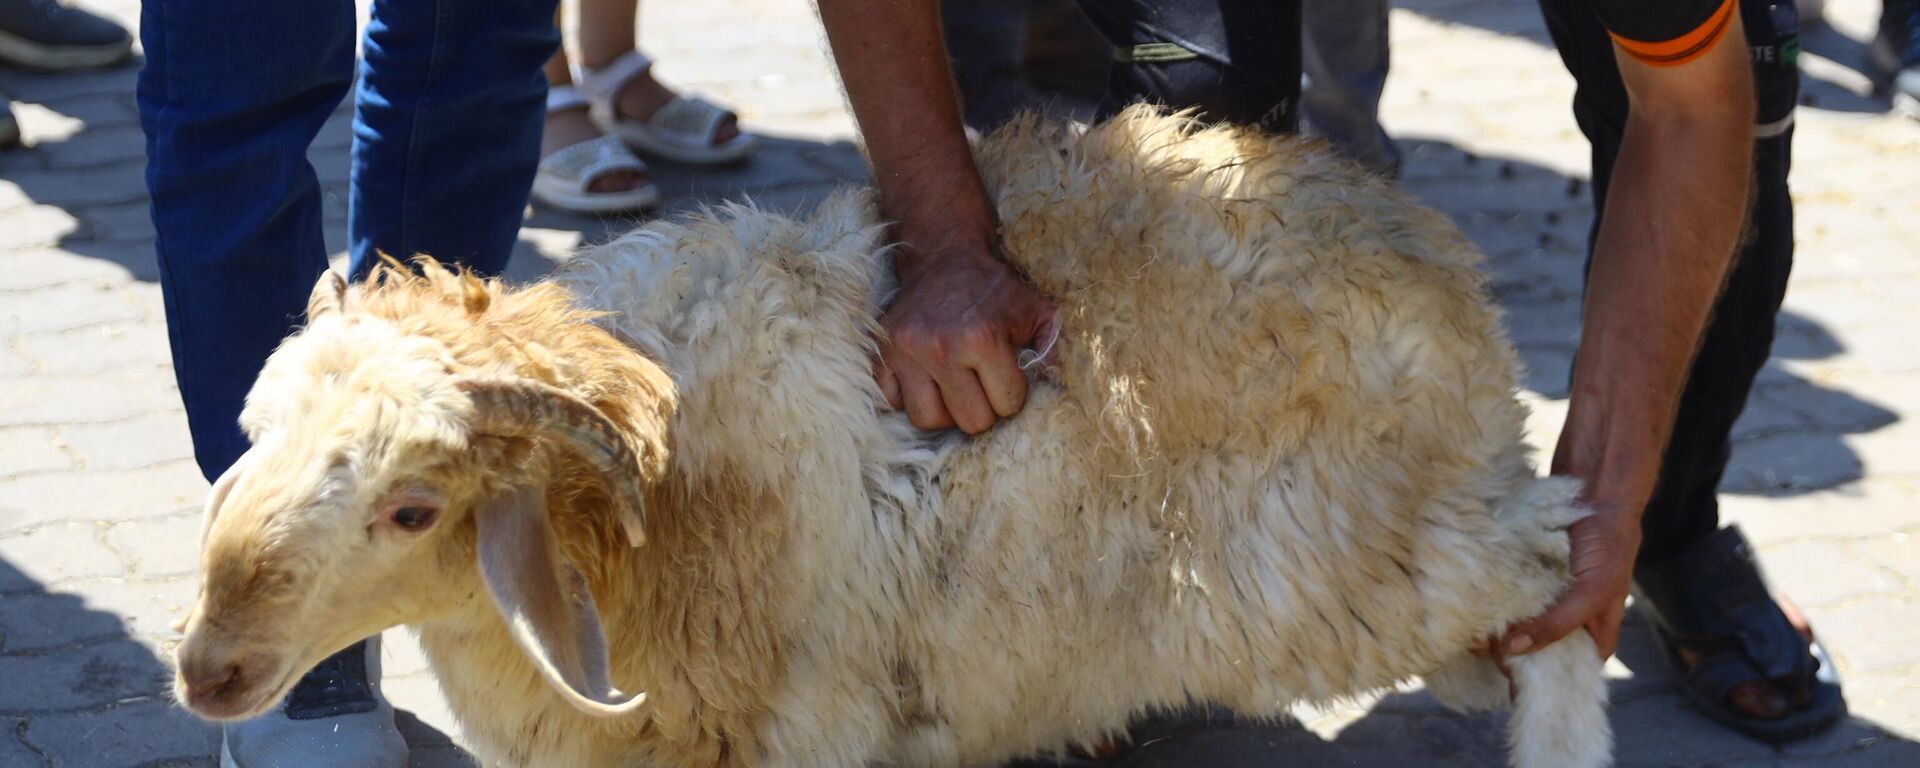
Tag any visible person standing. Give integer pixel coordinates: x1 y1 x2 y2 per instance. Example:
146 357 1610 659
813 0 1844 748
137 1 560 765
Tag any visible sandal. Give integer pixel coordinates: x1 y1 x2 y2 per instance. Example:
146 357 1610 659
533 85 660 214
572 50 757 165
1632 526 1847 743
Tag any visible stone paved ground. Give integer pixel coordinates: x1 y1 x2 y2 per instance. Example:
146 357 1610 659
2 0 1917 765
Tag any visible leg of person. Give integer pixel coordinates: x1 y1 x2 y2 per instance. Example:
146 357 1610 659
1538 0 1845 742
1074 0 1303 131
1300 0 1400 176
941 0 1041 130
1871 0 1920 117
138 3 409 767
566 0 751 164
535 3 658 214
348 0 563 278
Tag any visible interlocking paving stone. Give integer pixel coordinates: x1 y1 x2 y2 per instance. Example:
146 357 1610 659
18 699 221 767
58 411 194 472
0 427 68 476
102 513 201 578
11 322 171 376
0 640 173 712
0 462 206 533
0 524 123 591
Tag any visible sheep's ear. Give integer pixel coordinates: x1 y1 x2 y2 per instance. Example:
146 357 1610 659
306 270 348 321
200 446 259 545
474 485 647 717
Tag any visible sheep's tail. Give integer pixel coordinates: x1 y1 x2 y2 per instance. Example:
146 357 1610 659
1424 475 1612 767
1425 635 1610 768
1508 631 1611 768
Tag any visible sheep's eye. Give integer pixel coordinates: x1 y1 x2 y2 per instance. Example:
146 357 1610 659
390 505 438 531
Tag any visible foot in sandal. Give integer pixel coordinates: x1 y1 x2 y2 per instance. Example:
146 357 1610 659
574 50 757 165
1632 526 1847 743
535 84 660 215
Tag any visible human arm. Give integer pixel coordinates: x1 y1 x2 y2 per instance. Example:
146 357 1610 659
1505 6 1757 659
814 0 1054 434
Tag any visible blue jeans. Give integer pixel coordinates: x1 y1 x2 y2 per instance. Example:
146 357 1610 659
138 0 560 482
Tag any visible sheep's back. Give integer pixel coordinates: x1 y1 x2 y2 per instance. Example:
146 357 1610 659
917 109 1555 722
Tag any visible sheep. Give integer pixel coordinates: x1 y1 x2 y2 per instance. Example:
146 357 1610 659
172 106 1610 768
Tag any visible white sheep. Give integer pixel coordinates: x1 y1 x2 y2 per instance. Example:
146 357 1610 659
173 107 1610 768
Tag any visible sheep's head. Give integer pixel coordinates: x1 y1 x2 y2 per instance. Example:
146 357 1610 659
175 269 648 723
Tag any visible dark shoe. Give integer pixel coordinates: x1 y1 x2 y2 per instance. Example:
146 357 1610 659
0 0 131 70
1870 1 1920 119
220 636 407 768
1632 526 1846 743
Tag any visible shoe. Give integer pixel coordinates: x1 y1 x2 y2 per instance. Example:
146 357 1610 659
1870 1 1920 119
1 93 19 148
220 636 408 768
533 85 660 214
573 50 757 165
0 0 132 70
1632 527 1846 744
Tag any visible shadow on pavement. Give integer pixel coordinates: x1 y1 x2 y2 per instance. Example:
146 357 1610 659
1397 135 1899 498
0 555 471 767
1005 612 1920 767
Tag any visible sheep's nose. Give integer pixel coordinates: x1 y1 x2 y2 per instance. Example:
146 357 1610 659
180 660 240 701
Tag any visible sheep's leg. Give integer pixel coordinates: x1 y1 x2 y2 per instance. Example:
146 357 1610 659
1425 632 1611 768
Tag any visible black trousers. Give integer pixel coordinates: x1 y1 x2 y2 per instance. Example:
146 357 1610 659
1075 0 1799 564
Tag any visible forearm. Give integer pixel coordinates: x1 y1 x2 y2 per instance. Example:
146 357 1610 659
1554 107 1753 517
815 0 998 274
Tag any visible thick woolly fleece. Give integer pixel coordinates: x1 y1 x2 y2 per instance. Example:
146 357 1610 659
236 108 1611 767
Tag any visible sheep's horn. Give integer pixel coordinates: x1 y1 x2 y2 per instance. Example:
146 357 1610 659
457 378 648 547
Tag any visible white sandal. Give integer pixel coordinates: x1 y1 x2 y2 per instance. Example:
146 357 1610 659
534 85 661 214
572 50 757 165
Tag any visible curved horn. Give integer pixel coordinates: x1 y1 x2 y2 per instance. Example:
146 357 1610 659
456 379 648 547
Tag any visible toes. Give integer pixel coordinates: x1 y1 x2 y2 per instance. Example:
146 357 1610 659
714 116 741 146
1727 680 1792 720
586 170 649 194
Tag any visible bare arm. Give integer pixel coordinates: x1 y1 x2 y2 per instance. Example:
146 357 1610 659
816 0 1054 434
1507 16 1756 658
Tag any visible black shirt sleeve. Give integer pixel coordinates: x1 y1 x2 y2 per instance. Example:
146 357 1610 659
1589 0 1738 65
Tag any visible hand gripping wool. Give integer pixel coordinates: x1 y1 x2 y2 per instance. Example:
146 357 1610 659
173 107 1610 768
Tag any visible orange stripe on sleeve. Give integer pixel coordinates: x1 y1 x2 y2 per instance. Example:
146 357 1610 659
1607 0 1738 67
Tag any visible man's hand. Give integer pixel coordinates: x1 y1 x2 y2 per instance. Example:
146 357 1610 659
1504 502 1642 659
877 248 1054 433
815 0 1053 432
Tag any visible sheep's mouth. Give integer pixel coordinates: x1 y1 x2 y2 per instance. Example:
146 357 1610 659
176 657 299 723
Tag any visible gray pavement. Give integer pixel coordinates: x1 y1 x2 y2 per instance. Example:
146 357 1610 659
2 0 1917 765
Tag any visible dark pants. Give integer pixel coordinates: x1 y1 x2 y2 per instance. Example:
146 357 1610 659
138 0 561 482
1539 0 1802 563
1075 0 1302 131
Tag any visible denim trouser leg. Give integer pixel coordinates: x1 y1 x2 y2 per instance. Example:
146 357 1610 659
1300 0 1399 175
347 0 561 278
141 0 560 484
138 0 357 482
